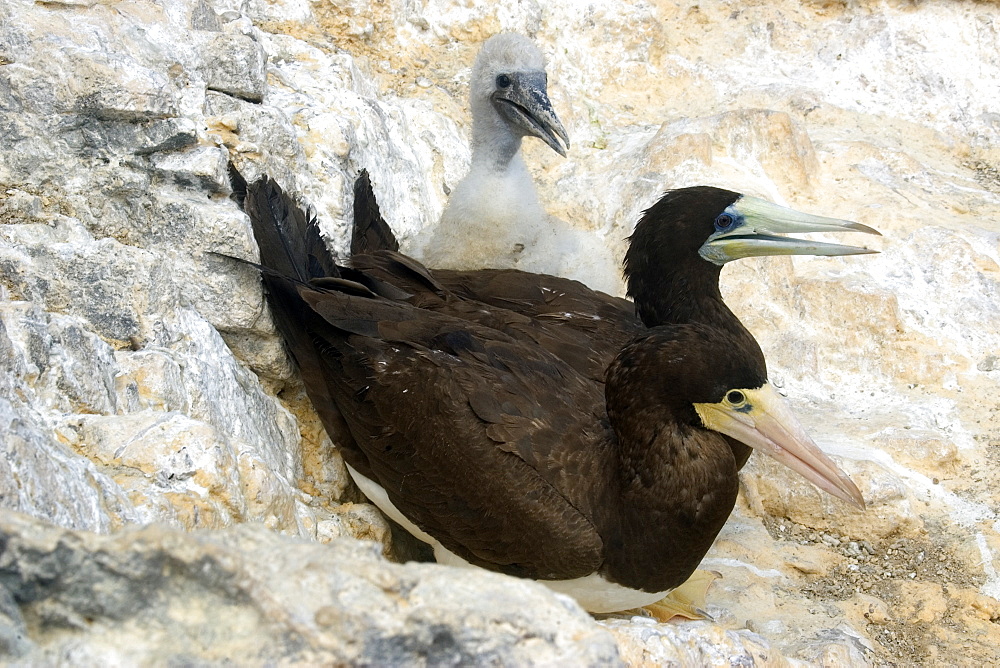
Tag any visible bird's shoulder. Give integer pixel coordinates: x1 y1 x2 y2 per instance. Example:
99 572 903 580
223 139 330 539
433 267 644 379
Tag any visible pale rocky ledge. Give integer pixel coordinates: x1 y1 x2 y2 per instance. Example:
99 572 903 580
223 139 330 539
1 0 998 665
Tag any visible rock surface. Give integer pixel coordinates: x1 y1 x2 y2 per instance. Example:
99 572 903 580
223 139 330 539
0 510 619 665
1 0 999 664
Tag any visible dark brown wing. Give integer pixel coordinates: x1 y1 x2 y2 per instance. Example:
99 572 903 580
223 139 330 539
301 287 610 579
434 268 645 375
237 173 636 578
348 252 641 384
348 172 645 383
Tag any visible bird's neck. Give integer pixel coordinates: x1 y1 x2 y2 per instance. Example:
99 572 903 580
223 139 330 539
625 263 761 475
600 342 739 592
628 259 744 333
470 105 523 173
428 124 540 271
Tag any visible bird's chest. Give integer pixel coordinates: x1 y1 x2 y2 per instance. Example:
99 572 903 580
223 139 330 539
458 167 545 228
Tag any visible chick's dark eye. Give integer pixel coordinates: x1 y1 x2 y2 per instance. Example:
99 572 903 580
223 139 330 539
714 212 737 232
726 390 745 405
496 74 511 89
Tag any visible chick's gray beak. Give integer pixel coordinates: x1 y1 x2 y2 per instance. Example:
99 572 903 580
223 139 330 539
493 70 570 157
700 195 881 265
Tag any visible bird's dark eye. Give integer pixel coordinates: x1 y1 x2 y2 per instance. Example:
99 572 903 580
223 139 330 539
496 74 511 89
726 390 745 405
714 212 737 232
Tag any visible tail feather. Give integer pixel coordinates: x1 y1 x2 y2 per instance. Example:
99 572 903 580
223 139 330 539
228 163 248 209
352 169 399 255
233 170 361 455
243 174 340 282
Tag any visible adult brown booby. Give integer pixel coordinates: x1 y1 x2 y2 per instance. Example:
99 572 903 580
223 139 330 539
419 33 571 272
234 172 868 614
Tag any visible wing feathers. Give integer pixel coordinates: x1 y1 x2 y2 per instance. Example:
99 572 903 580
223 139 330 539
239 171 615 579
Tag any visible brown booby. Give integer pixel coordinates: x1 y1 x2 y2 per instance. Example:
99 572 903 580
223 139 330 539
232 172 868 614
419 33 571 272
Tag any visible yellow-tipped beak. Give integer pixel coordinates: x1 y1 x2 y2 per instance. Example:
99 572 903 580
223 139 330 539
694 383 865 509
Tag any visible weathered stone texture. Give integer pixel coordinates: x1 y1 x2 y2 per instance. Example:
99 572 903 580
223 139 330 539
0 511 622 665
1 0 999 664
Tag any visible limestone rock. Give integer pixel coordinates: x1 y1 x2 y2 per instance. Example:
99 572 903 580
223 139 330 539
603 617 814 667
0 510 621 665
198 32 266 103
1 0 999 664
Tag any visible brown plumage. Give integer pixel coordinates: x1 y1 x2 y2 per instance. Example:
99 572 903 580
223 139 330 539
229 171 867 611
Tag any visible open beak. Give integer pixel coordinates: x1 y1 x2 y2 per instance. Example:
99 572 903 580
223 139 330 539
493 71 570 157
699 195 881 265
694 383 865 509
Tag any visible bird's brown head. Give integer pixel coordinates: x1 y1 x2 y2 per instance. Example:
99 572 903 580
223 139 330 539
624 186 880 327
